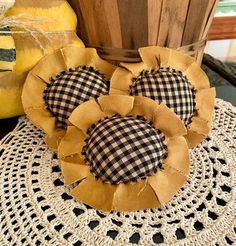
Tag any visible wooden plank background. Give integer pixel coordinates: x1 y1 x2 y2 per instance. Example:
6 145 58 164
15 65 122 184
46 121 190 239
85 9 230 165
68 0 219 63
208 17 236 40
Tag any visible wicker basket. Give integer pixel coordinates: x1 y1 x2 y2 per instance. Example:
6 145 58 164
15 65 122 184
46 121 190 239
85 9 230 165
69 0 219 63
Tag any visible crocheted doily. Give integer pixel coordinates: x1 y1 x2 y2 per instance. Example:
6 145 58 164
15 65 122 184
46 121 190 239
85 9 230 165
0 99 236 246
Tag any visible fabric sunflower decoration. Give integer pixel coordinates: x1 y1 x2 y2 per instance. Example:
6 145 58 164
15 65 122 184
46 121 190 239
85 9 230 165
22 46 116 150
58 95 190 212
110 46 216 148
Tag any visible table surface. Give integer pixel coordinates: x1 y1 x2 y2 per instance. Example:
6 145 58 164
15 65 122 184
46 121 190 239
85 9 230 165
0 117 19 140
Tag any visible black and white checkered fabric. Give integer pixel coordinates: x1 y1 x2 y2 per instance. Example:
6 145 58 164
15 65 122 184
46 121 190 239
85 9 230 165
130 67 195 125
44 66 109 128
82 115 167 184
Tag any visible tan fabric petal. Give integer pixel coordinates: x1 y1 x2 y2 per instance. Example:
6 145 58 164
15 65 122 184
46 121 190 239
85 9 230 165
164 136 190 176
188 116 210 136
61 46 116 78
70 175 117 211
184 62 209 90
62 154 86 165
89 51 117 78
98 95 134 117
44 129 66 152
58 126 85 159
129 96 158 122
22 71 65 150
112 180 160 212
148 165 187 204
195 88 216 122
153 103 187 137
139 46 171 68
25 107 56 135
185 116 211 148
22 73 46 109
61 161 90 185
109 67 133 93
109 88 130 95
61 47 97 69
31 49 67 83
168 49 195 73
119 62 147 76
185 130 206 148
69 100 106 134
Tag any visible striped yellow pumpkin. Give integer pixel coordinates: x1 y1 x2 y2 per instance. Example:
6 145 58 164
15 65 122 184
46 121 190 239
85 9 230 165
0 0 84 119
0 27 16 73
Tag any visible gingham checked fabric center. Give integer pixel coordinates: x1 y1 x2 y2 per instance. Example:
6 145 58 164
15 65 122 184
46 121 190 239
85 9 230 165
44 66 109 128
82 115 167 184
130 67 195 125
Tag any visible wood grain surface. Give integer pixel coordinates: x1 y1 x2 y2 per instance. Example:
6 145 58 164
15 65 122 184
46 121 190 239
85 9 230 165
68 0 218 62
117 0 148 49
208 16 236 40
158 0 189 48
147 0 162 46
182 0 209 46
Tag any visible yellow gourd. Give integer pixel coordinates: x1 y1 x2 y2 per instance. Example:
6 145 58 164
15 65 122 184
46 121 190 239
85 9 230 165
0 28 16 72
6 0 77 31
0 0 16 73
0 0 84 119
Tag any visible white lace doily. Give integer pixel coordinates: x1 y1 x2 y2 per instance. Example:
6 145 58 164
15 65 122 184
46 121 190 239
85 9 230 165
0 99 236 246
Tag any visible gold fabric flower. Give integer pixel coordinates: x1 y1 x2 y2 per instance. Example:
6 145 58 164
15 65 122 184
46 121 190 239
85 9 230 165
110 46 215 148
58 95 190 212
22 46 116 151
